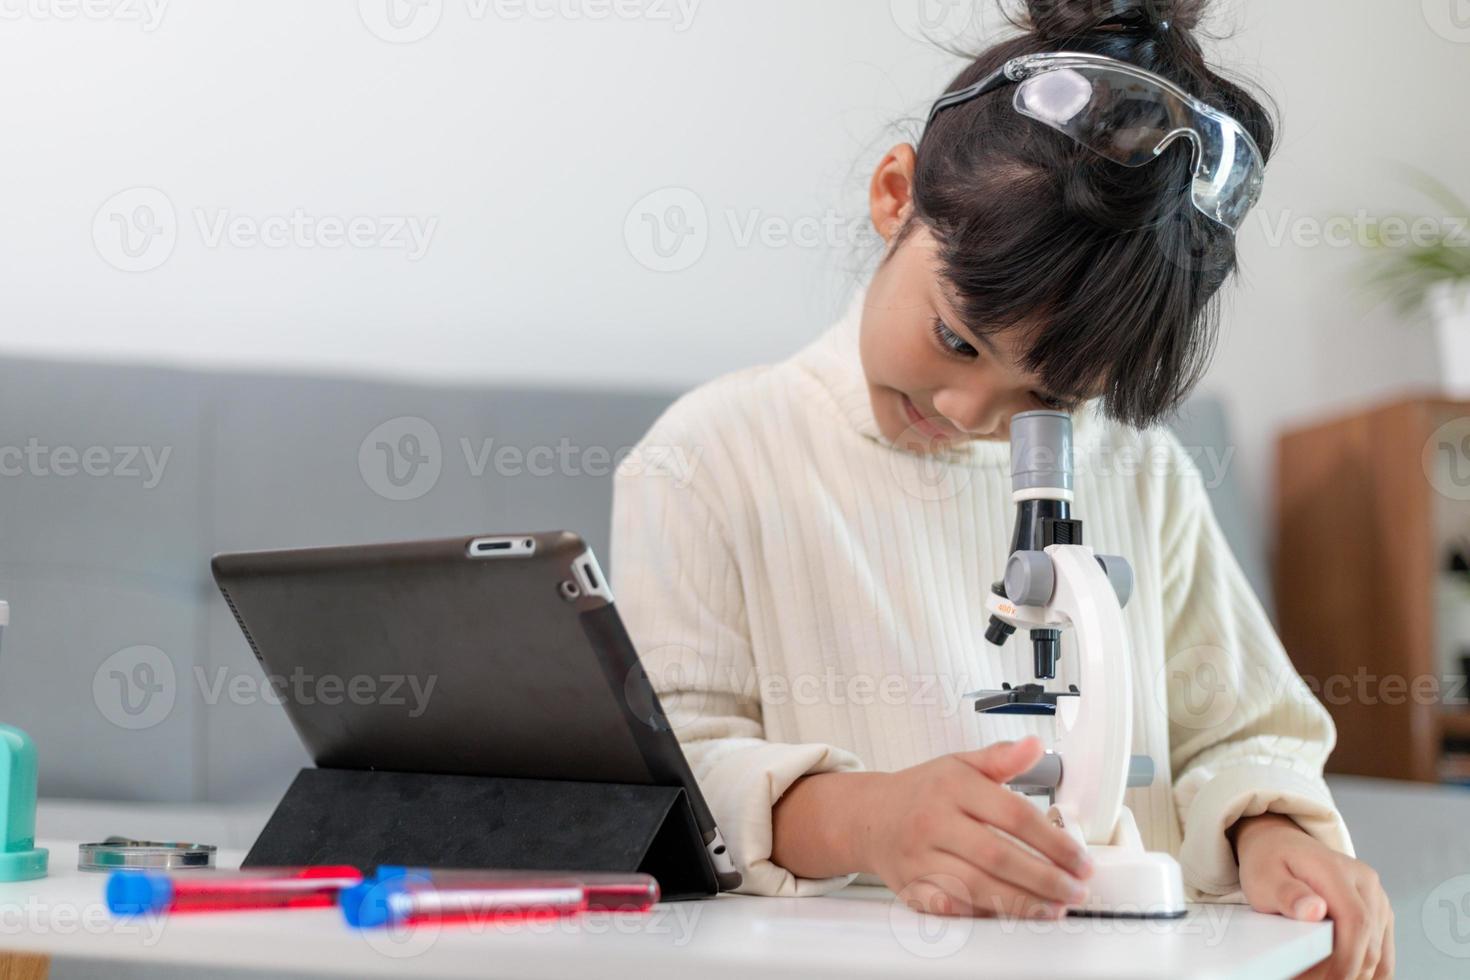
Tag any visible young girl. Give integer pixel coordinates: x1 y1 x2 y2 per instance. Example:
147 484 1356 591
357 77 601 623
610 1 1392 976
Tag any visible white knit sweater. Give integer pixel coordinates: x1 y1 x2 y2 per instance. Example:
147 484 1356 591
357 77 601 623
609 286 1353 902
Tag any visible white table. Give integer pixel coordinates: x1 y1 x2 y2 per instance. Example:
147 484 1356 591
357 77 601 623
0 800 1332 979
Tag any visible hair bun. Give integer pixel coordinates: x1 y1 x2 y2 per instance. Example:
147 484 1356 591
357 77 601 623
1021 0 1205 41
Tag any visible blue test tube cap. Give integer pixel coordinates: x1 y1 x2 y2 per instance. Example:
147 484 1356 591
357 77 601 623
340 877 406 929
341 867 435 928
107 871 174 915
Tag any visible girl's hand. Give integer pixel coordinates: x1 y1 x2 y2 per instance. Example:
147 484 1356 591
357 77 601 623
857 735 1094 919
1231 813 1394 979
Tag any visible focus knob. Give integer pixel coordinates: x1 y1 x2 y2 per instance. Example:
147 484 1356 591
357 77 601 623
1003 550 1055 607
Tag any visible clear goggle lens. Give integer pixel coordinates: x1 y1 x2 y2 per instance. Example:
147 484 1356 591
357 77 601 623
1012 65 1263 232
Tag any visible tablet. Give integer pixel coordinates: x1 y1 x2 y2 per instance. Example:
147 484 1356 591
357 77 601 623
211 530 740 892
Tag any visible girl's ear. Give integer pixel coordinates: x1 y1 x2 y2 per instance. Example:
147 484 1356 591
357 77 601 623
868 143 918 245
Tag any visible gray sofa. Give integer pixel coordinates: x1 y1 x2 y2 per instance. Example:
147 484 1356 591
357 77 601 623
0 354 1266 804
15 355 1470 976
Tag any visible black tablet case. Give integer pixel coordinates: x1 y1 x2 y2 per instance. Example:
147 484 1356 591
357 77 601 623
243 769 719 901
215 533 731 901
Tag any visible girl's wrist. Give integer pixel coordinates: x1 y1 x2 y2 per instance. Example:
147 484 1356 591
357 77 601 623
772 770 890 878
1227 812 1301 862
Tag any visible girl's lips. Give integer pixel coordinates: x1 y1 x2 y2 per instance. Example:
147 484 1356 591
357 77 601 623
901 394 953 441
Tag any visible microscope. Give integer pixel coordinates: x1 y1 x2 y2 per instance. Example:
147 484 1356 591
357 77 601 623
968 411 1185 918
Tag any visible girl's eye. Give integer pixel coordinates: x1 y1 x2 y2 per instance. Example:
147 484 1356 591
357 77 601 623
1033 391 1073 412
931 318 978 358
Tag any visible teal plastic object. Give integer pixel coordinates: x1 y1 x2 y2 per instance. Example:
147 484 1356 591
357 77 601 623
0 602 49 881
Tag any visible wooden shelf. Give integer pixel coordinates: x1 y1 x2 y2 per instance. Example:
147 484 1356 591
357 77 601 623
1441 711 1470 742
1276 393 1470 783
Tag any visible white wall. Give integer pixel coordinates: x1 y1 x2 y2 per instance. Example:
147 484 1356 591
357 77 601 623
1 0 1464 539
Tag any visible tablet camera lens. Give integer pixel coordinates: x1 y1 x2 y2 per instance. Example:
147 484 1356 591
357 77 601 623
559 580 581 600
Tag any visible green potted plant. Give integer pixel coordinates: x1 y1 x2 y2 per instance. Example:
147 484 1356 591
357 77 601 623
1361 169 1470 396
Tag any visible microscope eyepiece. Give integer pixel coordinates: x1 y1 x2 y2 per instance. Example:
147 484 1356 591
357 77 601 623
1009 410 1073 498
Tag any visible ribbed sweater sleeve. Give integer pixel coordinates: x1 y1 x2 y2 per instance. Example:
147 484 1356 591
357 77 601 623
609 403 867 897
1160 435 1354 901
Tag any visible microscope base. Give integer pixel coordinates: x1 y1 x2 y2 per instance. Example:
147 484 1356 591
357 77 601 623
1048 803 1187 918
1068 846 1187 918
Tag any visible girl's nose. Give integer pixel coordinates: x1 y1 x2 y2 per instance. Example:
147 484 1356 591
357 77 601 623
932 389 1004 437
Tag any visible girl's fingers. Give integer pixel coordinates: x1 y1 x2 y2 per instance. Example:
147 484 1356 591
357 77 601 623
1354 877 1390 979
1268 873 1326 921
898 878 955 917
920 852 1065 920
936 820 1088 907
954 736 1045 783
958 775 1093 880
1291 862 1372 980
1376 907 1395 979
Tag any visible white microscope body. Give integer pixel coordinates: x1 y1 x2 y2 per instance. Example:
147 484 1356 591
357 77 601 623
970 411 1185 918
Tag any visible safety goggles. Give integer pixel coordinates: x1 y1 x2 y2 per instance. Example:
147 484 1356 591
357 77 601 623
925 51 1265 233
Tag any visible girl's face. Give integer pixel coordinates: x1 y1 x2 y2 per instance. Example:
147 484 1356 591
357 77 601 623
860 145 1096 454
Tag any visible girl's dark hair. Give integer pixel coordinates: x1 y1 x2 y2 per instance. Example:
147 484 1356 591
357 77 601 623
896 0 1275 428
